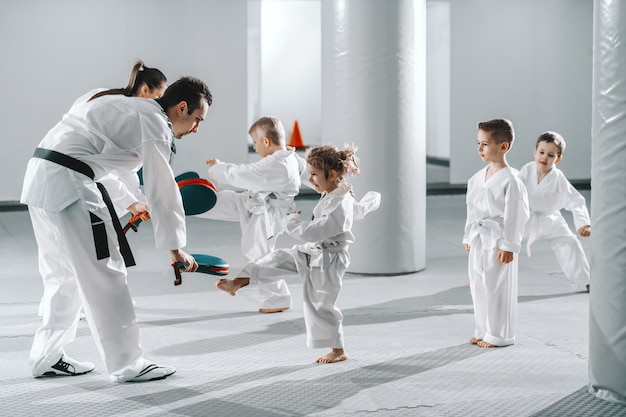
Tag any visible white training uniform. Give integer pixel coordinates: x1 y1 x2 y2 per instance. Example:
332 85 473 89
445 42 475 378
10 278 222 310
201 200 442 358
240 184 381 349
519 161 590 291
463 166 529 346
72 89 148 214
199 149 302 310
21 94 185 382
33 90 146 319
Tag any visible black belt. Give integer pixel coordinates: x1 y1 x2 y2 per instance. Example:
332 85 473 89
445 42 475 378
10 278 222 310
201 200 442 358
32 147 136 267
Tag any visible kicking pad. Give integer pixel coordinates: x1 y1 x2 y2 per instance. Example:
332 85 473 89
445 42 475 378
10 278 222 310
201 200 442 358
172 254 230 286
175 171 200 182
123 175 218 233
177 178 217 215
139 169 199 186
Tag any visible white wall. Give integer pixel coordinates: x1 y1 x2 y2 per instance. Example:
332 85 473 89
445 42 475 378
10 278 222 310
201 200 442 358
449 0 593 184
247 0 262 131
426 0 450 161
0 0 596 200
0 0 248 201
258 0 321 148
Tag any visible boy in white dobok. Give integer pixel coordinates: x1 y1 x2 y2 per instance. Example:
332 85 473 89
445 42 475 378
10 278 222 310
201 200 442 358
216 145 380 364
519 131 591 292
464 119 529 348
201 116 300 313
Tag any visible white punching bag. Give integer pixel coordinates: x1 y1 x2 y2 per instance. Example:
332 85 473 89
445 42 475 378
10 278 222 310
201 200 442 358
588 0 626 404
320 0 426 274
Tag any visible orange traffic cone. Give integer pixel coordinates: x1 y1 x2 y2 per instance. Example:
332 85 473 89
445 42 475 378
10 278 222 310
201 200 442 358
289 120 306 149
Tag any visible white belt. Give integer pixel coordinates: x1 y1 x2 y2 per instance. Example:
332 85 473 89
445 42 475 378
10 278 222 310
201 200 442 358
319 242 348 271
473 216 503 250
245 192 295 239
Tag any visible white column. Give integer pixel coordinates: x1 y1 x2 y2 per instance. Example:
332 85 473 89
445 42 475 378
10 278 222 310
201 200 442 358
321 0 426 274
588 0 626 404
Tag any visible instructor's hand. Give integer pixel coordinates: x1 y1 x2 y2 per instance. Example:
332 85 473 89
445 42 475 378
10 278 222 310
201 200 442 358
171 249 198 272
127 202 151 222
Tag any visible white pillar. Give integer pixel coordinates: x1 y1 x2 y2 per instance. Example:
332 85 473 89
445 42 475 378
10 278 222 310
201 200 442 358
321 0 426 274
588 0 626 404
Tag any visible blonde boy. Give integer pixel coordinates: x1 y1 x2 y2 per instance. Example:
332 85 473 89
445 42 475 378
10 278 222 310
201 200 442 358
201 116 300 313
463 119 529 348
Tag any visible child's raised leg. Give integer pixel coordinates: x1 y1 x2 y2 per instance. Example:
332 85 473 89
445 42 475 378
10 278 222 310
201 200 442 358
259 307 288 314
216 277 250 296
316 348 348 364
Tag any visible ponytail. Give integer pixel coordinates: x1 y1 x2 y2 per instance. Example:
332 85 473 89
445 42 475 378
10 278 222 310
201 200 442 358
339 145 360 177
88 60 166 101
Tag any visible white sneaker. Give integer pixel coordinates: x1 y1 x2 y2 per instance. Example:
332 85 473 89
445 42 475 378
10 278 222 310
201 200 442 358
33 354 95 378
128 363 176 382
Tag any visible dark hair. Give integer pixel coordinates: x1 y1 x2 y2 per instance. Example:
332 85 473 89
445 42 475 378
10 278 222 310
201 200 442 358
248 116 285 145
306 144 360 182
156 76 212 115
477 118 515 146
88 60 167 101
536 131 566 155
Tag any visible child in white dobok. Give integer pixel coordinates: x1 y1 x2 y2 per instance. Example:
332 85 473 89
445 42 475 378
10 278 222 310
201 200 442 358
464 119 529 348
519 131 591 292
216 145 380 363
201 117 300 313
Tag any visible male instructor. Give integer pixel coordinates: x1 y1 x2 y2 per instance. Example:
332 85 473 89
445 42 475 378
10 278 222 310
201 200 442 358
21 76 211 382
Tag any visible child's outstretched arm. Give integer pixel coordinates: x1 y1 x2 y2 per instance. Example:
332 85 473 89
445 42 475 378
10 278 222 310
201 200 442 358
353 191 381 221
562 175 591 234
207 157 275 190
285 197 348 242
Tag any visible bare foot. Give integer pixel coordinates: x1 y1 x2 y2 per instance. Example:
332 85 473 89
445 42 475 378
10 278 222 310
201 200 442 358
477 340 496 348
215 277 250 296
259 307 289 314
316 348 347 364
469 337 482 345
465 281 470 289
